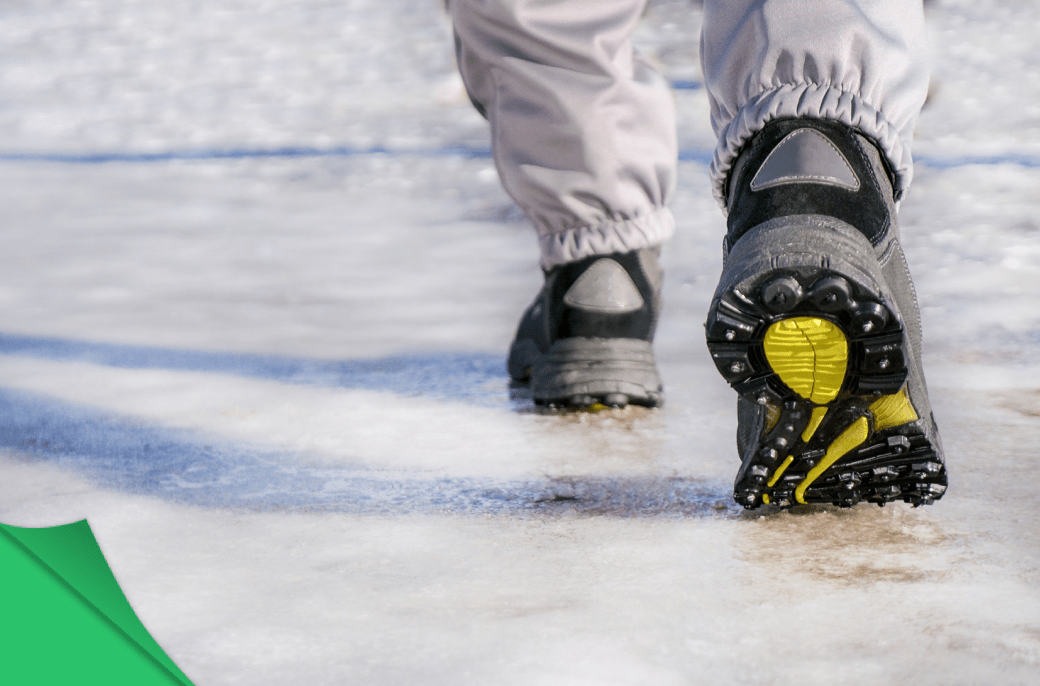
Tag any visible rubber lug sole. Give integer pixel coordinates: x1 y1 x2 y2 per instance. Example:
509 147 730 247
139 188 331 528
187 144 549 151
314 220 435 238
531 337 663 409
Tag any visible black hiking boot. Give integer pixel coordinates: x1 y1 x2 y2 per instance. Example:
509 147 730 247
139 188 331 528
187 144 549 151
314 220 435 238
509 248 664 408
705 118 948 509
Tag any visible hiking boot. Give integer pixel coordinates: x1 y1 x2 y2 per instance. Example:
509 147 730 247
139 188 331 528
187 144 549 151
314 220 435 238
705 118 948 509
509 248 664 408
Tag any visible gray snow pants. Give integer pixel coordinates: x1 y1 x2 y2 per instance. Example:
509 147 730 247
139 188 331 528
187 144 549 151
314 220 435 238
450 0 930 268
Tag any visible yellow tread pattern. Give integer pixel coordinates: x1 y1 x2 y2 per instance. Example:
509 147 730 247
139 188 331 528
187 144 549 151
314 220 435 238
795 416 870 504
764 403 782 433
801 406 829 443
764 317 848 404
869 388 918 431
767 456 795 488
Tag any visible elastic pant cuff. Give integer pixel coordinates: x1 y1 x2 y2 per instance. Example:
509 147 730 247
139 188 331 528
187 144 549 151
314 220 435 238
538 207 674 269
710 84 913 211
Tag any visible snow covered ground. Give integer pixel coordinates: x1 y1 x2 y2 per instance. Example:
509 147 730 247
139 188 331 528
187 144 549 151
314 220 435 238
2 0 1039 683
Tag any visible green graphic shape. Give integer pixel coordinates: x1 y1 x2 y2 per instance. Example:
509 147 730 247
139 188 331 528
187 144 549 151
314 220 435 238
0 520 194 686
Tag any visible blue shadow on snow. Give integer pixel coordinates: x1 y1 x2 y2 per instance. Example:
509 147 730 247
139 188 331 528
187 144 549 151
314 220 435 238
0 387 734 517
0 332 506 407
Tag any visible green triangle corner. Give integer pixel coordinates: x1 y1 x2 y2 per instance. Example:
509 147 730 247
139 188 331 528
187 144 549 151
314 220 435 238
0 519 194 686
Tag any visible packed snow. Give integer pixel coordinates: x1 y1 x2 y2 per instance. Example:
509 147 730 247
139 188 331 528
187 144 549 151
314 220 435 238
2 1 1039 684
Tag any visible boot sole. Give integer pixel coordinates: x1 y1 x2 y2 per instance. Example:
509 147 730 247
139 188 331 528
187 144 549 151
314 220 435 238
706 216 948 510
530 337 664 408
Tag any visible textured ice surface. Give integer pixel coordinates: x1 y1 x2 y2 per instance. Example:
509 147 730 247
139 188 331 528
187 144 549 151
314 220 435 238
2 1 1040 685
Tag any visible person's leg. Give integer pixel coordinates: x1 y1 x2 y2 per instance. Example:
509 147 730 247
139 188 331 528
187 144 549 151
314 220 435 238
701 0 930 208
451 0 677 267
700 0 948 508
451 0 677 407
